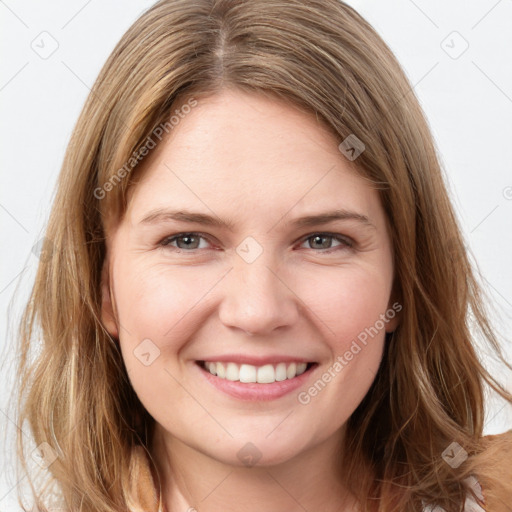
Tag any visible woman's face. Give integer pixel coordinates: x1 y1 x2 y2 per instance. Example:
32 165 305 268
101 88 398 467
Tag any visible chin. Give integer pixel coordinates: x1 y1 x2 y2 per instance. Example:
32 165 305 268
201 434 311 469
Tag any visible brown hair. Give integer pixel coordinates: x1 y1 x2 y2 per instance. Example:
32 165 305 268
14 0 512 510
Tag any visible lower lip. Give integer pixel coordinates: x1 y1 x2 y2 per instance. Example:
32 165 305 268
195 362 319 401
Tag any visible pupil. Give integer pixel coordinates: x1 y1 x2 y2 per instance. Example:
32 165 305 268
180 235 196 248
313 235 328 248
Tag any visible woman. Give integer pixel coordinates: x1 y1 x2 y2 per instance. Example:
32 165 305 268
15 0 512 511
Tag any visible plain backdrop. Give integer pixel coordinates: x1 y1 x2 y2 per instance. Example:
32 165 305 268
1 0 511 509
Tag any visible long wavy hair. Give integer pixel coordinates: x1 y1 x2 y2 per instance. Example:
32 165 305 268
14 0 512 511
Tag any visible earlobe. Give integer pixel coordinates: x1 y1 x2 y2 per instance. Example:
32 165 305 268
385 307 400 333
100 260 119 339
385 281 402 333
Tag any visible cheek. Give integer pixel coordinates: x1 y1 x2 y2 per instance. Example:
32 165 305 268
114 257 393 366
111 253 393 455
113 261 210 342
294 264 393 348
289 270 390 433
112 262 210 420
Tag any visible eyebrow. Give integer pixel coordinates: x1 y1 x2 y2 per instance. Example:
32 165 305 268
138 208 376 230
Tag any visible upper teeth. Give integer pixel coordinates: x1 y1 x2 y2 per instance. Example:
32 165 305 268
204 362 308 383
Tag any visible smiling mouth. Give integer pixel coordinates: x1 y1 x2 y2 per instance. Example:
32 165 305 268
196 360 317 384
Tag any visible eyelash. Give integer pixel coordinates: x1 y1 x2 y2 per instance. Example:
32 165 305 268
158 232 354 254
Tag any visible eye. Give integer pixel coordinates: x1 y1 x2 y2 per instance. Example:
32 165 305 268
159 232 212 251
158 232 354 253
298 233 354 253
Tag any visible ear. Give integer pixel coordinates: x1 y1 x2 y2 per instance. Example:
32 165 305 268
100 259 119 339
385 278 402 333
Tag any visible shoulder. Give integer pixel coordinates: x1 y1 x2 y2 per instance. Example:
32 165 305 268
472 429 512 511
424 431 512 512
478 428 512 455
130 444 159 511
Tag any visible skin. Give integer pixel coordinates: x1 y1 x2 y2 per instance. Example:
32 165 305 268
101 87 399 512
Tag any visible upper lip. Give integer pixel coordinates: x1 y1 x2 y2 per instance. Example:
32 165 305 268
197 354 315 366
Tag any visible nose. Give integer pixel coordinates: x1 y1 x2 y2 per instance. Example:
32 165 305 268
218 255 299 337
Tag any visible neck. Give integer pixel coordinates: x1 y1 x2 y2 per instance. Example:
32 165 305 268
151 425 360 512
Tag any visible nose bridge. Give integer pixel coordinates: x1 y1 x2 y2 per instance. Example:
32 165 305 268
218 243 298 335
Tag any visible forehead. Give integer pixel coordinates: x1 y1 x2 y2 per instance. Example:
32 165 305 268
124 88 384 229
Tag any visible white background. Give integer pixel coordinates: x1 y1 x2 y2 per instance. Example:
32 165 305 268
1 0 511 509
